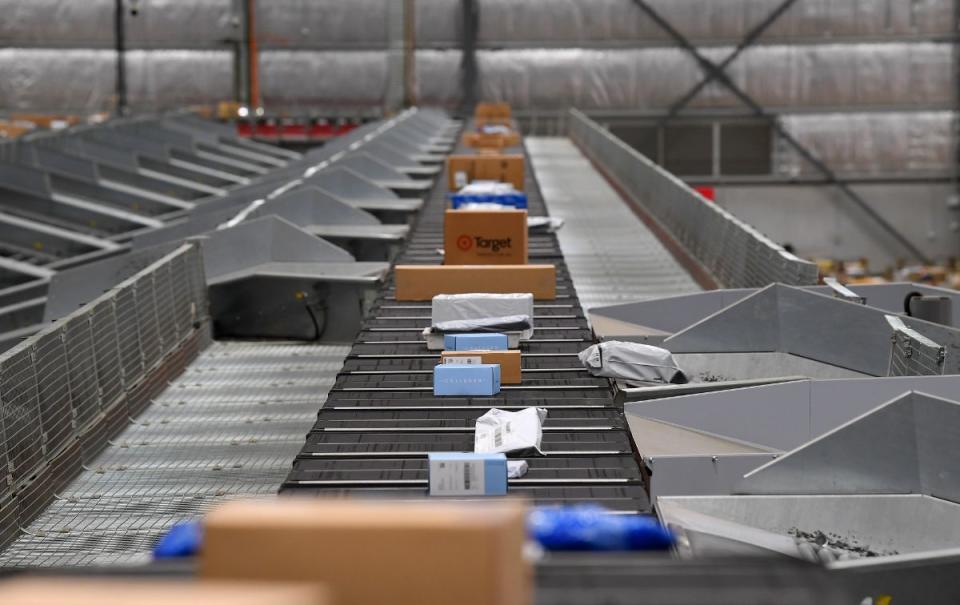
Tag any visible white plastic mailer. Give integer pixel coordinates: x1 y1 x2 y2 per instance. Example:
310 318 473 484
475 407 548 456
432 293 535 340
579 341 687 386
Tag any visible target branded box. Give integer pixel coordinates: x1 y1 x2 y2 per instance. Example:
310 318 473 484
444 209 527 265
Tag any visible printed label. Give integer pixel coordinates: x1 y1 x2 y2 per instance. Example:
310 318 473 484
430 459 486 496
443 356 483 365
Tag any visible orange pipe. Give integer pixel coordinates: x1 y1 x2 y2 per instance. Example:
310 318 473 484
247 0 260 108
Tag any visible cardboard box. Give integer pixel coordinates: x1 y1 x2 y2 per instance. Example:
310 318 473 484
429 452 508 496
445 209 528 265
394 265 556 301
0 579 329 605
442 350 522 384
475 102 511 123
444 333 509 351
446 155 525 191
434 363 501 396
462 131 521 149
201 499 532 605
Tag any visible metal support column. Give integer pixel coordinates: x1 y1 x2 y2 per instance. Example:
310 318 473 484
114 0 128 116
459 0 479 116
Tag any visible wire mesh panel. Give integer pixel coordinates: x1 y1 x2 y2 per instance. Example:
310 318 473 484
567 109 818 288
90 300 124 408
184 245 209 324
0 346 44 485
134 275 162 371
63 315 101 430
168 253 192 340
114 287 144 390
886 315 946 377
32 330 75 458
0 242 211 556
153 263 177 352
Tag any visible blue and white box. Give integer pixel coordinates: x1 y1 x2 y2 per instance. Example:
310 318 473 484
428 452 508 496
443 333 509 351
433 363 501 396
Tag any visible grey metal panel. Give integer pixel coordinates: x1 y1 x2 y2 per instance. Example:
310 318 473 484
43 243 180 322
199 216 356 284
305 167 402 202
737 391 960 498
808 375 960 438
249 187 382 227
664 286 782 353
339 153 411 182
648 455 778 500
628 380 812 451
131 209 237 250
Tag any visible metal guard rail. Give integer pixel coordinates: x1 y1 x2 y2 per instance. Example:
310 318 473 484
0 243 208 545
567 109 818 288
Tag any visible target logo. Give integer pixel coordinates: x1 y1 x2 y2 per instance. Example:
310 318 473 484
456 235 474 251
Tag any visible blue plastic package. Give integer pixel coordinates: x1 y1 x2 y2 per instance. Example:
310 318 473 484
449 192 528 209
153 520 203 559
528 504 674 551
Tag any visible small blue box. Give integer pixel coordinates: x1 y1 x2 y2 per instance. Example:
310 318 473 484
444 333 509 351
433 363 501 396
428 452 508 496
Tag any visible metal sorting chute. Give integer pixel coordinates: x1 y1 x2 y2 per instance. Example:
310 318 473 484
586 283 960 398
657 391 960 604
0 108 458 351
625 374 960 499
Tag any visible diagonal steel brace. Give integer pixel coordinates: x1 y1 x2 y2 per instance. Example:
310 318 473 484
633 0 932 263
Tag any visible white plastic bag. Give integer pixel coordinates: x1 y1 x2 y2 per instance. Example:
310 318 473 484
475 407 547 456
579 341 687 386
432 293 534 340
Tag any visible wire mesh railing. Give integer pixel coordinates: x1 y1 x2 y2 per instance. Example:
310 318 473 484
886 315 947 377
567 109 818 289
0 243 208 549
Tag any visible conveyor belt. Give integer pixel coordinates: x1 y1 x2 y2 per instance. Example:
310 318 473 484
526 137 700 312
282 126 651 513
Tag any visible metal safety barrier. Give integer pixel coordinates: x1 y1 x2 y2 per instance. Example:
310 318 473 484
567 109 818 288
0 243 208 549
886 315 947 377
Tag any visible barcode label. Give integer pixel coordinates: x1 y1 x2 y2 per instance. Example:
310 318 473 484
493 428 503 448
429 458 486 496
444 356 483 365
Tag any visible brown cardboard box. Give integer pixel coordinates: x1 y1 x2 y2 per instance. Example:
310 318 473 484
200 499 531 605
0 579 329 605
446 155 525 191
462 131 521 149
394 265 556 300
442 350 522 384
444 209 528 265
475 102 511 123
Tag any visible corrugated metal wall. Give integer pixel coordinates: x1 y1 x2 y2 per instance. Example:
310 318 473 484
0 0 955 176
